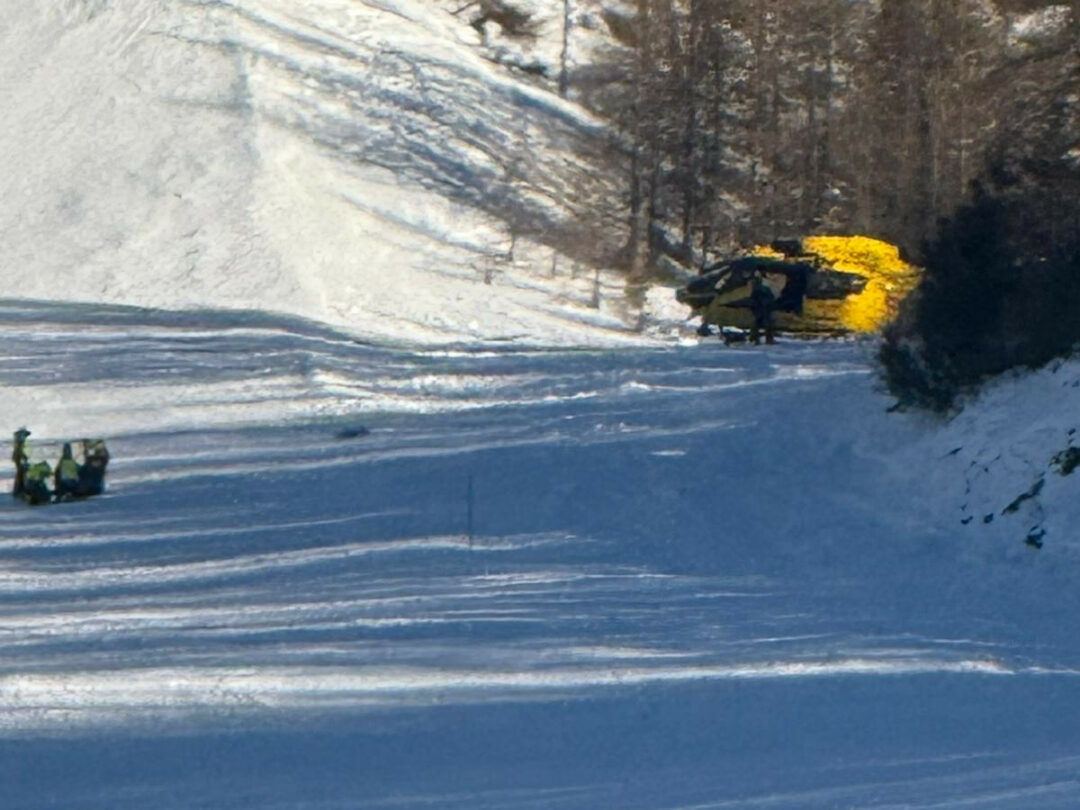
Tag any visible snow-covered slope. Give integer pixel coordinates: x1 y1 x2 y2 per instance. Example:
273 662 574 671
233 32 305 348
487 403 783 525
4 305 1080 807
0 1 665 346
909 359 1080 562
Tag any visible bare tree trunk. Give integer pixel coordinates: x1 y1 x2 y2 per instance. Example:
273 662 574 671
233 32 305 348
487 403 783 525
803 63 817 229
623 0 652 273
558 0 571 98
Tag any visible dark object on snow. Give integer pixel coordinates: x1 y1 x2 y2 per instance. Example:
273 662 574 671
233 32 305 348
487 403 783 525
961 516 973 525
75 439 109 498
336 426 371 440
1025 527 1046 549
1002 476 1045 515
1052 445 1080 476
468 0 537 37
983 513 995 524
721 327 748 345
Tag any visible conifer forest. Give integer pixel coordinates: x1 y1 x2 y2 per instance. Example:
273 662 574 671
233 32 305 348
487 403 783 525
571 0 1080 396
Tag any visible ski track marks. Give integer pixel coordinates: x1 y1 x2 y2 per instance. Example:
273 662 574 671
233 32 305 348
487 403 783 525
1 306 1078 808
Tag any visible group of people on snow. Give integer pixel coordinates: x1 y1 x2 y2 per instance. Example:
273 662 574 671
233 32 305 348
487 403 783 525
11 428 109 505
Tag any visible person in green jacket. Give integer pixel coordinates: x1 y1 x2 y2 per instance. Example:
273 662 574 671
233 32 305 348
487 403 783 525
54 443 81 501
11 428 30 498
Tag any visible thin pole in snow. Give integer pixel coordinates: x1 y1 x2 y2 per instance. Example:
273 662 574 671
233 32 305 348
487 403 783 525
467 473 474 548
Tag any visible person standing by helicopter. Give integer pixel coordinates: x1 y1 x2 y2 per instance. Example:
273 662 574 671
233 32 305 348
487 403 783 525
749 270 777 345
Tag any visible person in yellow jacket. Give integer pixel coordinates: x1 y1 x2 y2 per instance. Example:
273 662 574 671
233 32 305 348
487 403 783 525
11 428 30 498
54 443 81 501
23 460 52 505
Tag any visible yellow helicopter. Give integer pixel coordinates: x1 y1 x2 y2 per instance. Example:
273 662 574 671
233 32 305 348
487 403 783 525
678 235 922 339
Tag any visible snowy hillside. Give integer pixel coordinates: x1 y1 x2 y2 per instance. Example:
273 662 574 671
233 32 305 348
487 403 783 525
0 0 671 346
4 303 1080 807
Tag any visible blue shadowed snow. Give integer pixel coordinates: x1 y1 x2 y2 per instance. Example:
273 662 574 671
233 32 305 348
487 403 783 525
2 303 1080 808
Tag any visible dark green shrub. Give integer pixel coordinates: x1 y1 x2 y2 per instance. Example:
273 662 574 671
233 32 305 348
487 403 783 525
881 179 1080 410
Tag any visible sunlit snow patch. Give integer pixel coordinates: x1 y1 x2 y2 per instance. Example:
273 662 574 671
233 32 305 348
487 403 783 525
0 657 1012 734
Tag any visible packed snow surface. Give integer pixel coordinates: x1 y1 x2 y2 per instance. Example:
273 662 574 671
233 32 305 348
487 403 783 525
4 301 1080 808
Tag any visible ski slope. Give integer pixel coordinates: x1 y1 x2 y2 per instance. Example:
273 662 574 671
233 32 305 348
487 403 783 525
4 301 1080 808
